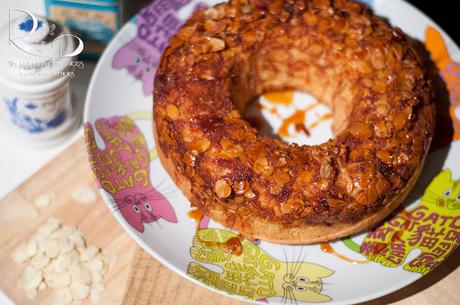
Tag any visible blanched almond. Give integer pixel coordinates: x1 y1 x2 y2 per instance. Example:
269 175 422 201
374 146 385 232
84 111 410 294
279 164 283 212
35 194 52 208
47 272 71 289
70 264 92 285
215 179 232 199
190 138 211 153
69 231 86 250
31 254 49 270
14 242 29 262
71 282 91 301
166 104 180 120
80 245 99 262
72 186 96 204
14 217 108 302
39 218 61 236
281 199 303 214
26 240 38 257
350 122 373 139
207 37 226 52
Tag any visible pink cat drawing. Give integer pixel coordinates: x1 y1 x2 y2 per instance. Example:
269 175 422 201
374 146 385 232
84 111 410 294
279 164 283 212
85 116 177 232
112 0 208 96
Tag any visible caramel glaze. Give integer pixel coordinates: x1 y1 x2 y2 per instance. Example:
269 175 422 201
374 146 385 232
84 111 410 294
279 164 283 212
153 0 435 242
320 242 368 264
188 209 243 256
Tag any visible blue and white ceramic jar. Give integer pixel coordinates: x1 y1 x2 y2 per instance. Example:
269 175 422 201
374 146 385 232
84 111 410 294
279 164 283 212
0 13 80 148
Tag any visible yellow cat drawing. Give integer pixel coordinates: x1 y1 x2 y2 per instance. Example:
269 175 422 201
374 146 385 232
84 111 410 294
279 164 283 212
187 229 334 303
344 169 460 275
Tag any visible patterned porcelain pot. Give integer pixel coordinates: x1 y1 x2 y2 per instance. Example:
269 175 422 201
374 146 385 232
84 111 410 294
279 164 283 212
0 12 79 148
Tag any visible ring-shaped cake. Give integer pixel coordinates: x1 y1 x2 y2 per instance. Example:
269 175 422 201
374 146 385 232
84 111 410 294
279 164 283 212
153 0 435 243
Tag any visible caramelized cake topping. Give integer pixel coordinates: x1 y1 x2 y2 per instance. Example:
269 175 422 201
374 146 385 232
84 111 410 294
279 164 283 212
153 0 435 243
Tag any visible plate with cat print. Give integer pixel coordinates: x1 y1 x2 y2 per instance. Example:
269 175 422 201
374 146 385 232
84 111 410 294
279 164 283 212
83 0 460 304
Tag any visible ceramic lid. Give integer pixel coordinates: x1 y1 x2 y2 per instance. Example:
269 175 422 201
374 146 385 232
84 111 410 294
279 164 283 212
0 14 76 85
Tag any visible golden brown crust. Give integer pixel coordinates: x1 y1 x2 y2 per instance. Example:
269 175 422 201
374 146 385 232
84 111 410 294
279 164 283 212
153 0 436 243
155 127 426 243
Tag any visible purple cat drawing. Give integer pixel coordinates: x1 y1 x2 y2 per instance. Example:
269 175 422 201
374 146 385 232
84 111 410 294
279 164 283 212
112 0 208 96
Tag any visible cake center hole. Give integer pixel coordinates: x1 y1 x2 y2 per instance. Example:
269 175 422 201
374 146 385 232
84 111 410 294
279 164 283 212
244 90 334 146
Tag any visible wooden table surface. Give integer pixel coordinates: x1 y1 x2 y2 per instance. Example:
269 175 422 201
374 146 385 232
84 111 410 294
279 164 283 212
0 139 137 305
1 138 459 305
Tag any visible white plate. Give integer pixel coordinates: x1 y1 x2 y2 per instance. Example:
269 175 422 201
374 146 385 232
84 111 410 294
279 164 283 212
84 1 460 304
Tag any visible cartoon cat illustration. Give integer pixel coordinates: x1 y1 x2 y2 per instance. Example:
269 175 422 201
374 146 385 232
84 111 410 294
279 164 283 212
187 229 333 303
425 26 460 141
112 0 207 96
344 169 460 275
84 116 177 232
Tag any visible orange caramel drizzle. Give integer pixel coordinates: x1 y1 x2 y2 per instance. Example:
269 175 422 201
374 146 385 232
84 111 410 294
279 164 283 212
263 90 295 105
307 113 333 130
199 235 244 256
279 110 307 137
268 107 281 117
188 209 205 231
261 91 331 138
321 243 369 265
188 209 244 256
295 122 310 136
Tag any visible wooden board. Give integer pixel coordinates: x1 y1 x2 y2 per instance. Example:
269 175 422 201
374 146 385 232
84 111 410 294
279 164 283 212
122 247 247 305
0 138 136 305
0 137 459 305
